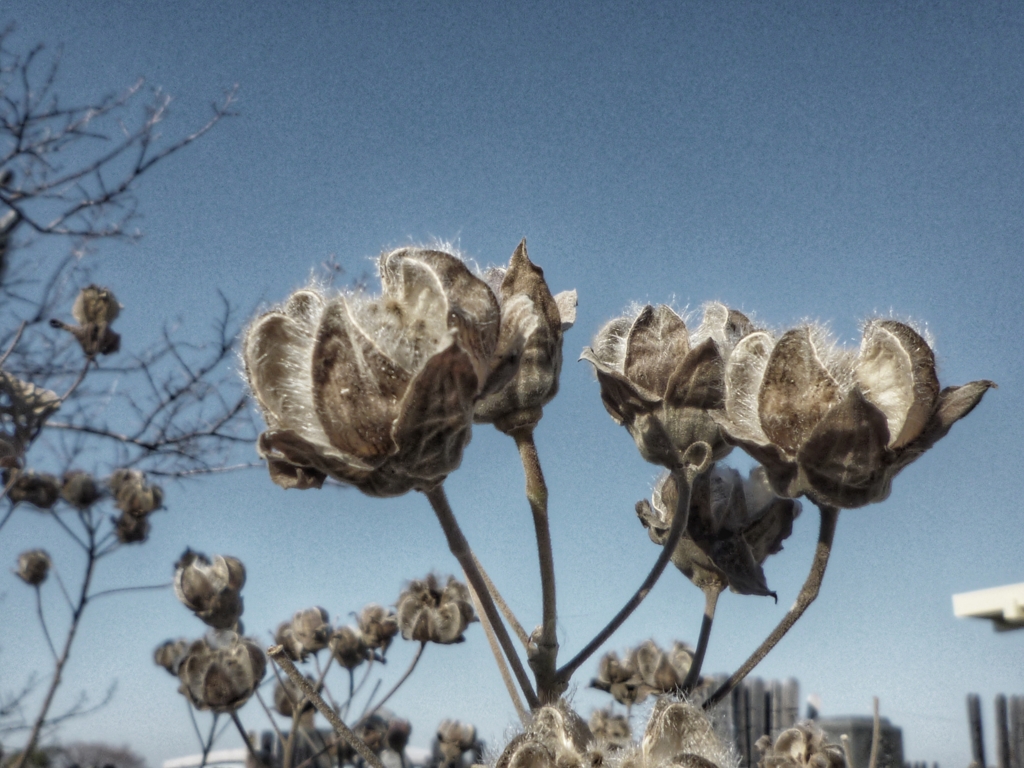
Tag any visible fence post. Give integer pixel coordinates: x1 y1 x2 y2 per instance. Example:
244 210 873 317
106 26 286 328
1011 696 1024 768
969 693 986 768
997 694 1011 768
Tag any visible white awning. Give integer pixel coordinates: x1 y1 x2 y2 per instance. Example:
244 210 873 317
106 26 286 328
952 582 1024 631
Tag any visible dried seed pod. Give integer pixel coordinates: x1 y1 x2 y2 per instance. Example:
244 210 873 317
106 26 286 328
0 371 60 466
108 469 163 517
61 471 101 508
495 705 591 768
590 649 645 707
154 638 190 676
641 700 729 768
328 625 370 669
396 574 476 645
436 720 480 768
358 714 391 754
244 247 520 496
638 465 800 598
72 285 121 325
475 239 576 433
273 621 306 662
358 603 400 653
387 717 412 755
173 550 246 629
15 549 51 586
715 320 994 508
589 709 631 751
5 471 60 509
115 512 150 544
290 606 331 655
582 303 752 469
177 631 266 713
273 674 318 719
754 721 845 768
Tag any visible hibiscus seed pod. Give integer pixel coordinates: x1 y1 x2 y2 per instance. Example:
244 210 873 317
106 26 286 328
290 606 331 655
72 285 121 325
328 625 370 669
154 638 189 676
16 549 51 586
642 700 729 768
244 246 519 496
108 468 163 517
173 550 246 629
61 470 101 508
589 709 632 751
114 512 150 544
5 470 60 509
396 573 476 645
754 721 845 768
358 603 400 653
436 720 480 768
273 674 318 718
177 631 266 713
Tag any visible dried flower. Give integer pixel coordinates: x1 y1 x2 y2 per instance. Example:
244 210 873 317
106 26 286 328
273 675 318 719
358 603 400 653
50 284 122 357
154 638 190 676
591 641 694 705
638 465 800 597
244 247 522 496
475 240 577 433
0 371 60 467
641 700 728 768
590 649 645 707
328 625 371 669
61 471 101 509
15 549 51 586
108 469 163 517
289 606 331 654
114 512 150 544
582 303 753 469
714 320 994 508
177 631 266 713
173 550 246 629
495 705 591 768
387 718 412 755
396 574 476 645
754 721 845 768
589 709 631 751
5 470 60 509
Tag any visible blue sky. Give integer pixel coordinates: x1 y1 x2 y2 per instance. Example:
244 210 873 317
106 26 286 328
1 2 1021 765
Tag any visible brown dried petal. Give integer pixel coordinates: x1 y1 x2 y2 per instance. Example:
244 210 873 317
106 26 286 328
759 328 841 456
624 305 689 397
664 338 725 410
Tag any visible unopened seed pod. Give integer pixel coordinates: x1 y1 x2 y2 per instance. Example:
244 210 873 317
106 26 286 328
16 549 51 586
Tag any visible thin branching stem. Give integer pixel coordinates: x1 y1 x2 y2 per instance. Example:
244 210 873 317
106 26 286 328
365 642 425 718
681 585 721 695
423 484 540 710
185 700 204 750
88 581 171 600
471 551 529 648
254 688 286 755
33 586 57 661
868 696 881 768
703 504 840 710
268 645 386 768
465 578 529 726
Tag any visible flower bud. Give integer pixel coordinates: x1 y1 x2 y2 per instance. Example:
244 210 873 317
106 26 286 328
715 320 994 508
582 303 752 469
177 631 266 713
290 606 331 655
754 721 845 768
108 469 163 517
641 700 728 768
16 549 51 586
244 247 515 496
474 240 576 433
5 470 60 509
61 471 101 508
358 603 400 653
328 625 370 669
173 550 246 629
115 512 150 544
396 574 476 645
154 638 189 676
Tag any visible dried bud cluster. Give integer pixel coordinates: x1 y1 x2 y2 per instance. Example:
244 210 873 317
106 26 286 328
328 625 372 669
475 240 577 433
396 574 476 645
177 631 266 713
583 303 754 469
291 606 331 654
358 603 400 653
154 638 190 676
591 640 694 706
495 705 591 768
4 470 60 509
108 469 163 544
754 721 845 768
15 549 51 586
244 247 530 496
50 284 122 357
589 709 632 751
173 550 246 630
638 465 800 598
0 371 60 469
641 699 730 768
714 320 993 508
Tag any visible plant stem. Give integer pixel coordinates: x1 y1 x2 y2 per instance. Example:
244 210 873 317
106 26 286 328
423 484 540 709
34 586 57 661
365 642 425 718
268 644 386 768
232 712 262 765
868 696 881 768
703 504 840 710
512 427 558 700
88 581 171 600
554 443 710 686
681 585 720 695
254 688 286 754
471 551 529 648
465 576 529 726
199 713 220 768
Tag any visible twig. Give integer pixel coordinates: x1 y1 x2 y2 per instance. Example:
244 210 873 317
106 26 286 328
254 688 286 755
88 581 171 600
555 441 711 685
0 320 26 366
703 504 840 710
681 585 721 695
465 578 529 726
471 551 529 648
186 700 204 750
868 696 881 768
199 713 220 768
365 642 425 718
232 712 262 765
512 427 558 700
423 484 540 710
268 644 386 768
33 586 57 661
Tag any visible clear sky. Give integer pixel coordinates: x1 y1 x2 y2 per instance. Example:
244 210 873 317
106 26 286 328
1 2 1022 766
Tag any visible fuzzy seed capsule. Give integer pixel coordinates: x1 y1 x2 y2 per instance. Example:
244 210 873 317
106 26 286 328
16 549 51 586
